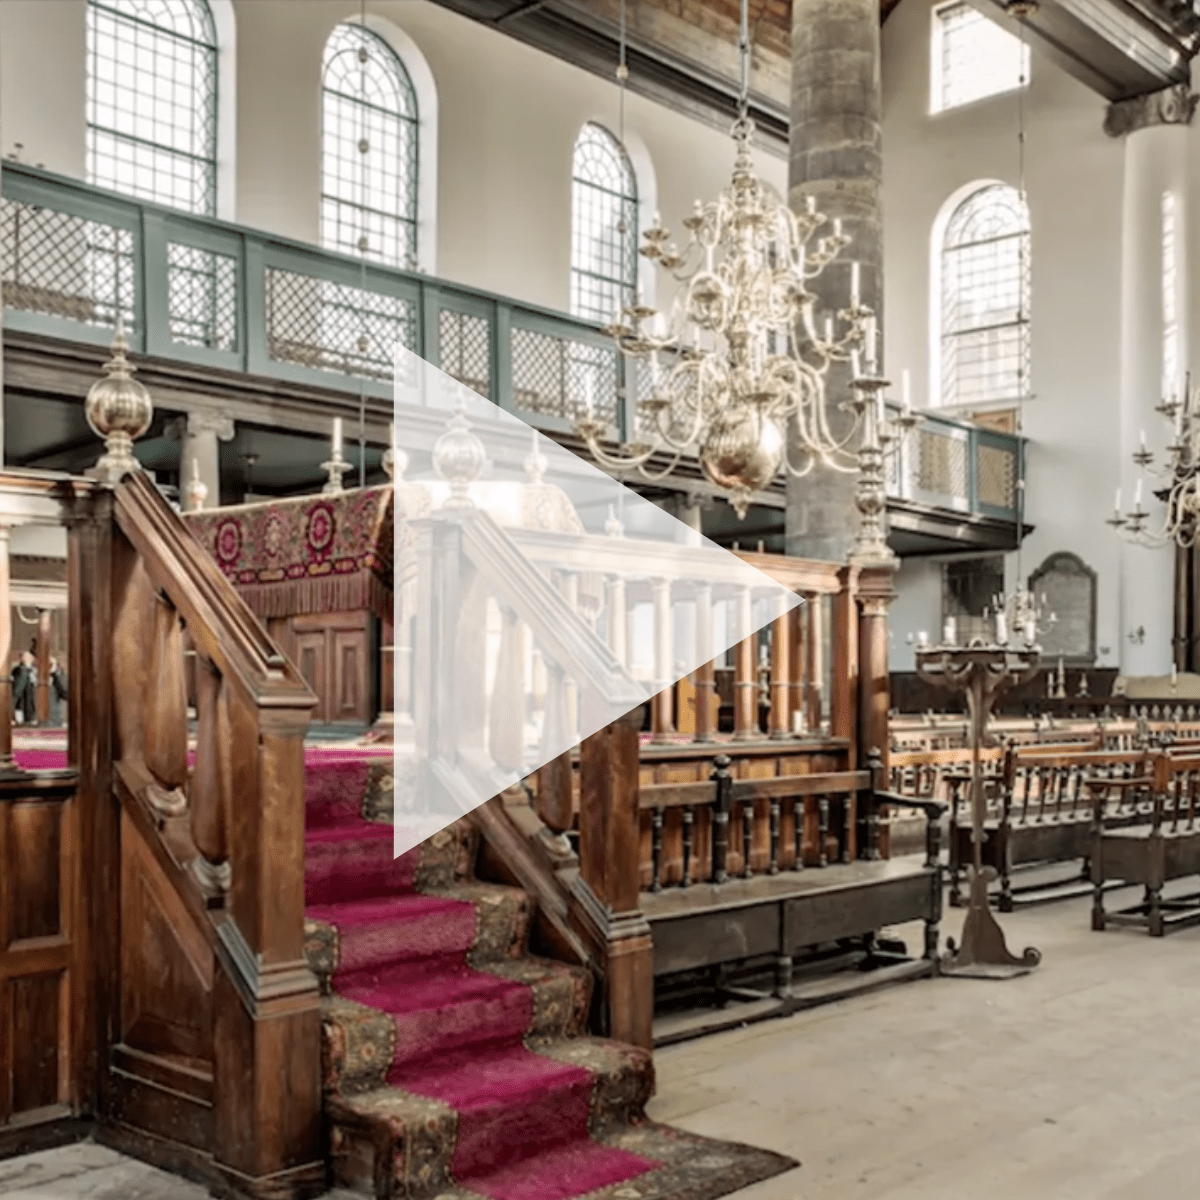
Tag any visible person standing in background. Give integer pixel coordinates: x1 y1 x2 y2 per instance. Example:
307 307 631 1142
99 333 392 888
50 657 67 725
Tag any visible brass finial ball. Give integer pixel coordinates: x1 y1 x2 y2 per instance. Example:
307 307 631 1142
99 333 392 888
85 321 153 486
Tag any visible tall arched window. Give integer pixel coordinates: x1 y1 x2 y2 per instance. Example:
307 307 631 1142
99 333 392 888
571 123 638 324
940 183 1030 407
86 0 218 215
321 22 419 269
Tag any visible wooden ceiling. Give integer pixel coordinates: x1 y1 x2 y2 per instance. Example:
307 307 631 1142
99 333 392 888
427 1 1200 152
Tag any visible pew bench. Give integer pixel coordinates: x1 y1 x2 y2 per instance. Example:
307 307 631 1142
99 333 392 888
947 748 1154 911
1092 752 1200 936
638 756 945 1043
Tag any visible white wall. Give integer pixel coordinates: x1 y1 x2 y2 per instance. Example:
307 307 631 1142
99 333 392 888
0 0 785 316
882 0 1138 674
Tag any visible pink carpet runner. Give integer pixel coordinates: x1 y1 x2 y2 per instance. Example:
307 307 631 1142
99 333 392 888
304 754 657 1200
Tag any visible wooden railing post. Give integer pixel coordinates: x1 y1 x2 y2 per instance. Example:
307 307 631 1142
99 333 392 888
805 590 824 734
34 606 52 724
191 654 231 895
576 706 653 1050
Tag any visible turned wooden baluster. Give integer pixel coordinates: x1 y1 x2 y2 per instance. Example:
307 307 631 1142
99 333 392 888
488 605 524 773
650 577 674 742
804 592 823 734
711 754 732 883
192 654 232 897
681 805 694 887
741 798 754 878
692 582 716 744
768 796 781 874
792 796 805 870
143 589 189 818
733 587 758 741
768 594 791 740
650 807 664 892
536 661 574 844
789 600 805 735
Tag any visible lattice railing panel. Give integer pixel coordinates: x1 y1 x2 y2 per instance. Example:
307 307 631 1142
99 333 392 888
512 326 618 424
976 441 1017 510
265 267 415 381
168 243 237 351
915 428 968 501
439 309 490 398
0 197 135 330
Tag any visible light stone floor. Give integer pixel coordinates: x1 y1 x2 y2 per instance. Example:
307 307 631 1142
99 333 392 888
7 881 1200 1199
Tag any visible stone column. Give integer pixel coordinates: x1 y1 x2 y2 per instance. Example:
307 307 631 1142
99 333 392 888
786 0 883 562
176 410 235 511
1107 87 1194 675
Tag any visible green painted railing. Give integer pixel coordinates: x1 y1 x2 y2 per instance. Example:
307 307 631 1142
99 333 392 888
1 162 1022 522
0 161 629 440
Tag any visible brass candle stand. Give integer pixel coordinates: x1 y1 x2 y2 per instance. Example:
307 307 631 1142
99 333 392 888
916 643 1043 978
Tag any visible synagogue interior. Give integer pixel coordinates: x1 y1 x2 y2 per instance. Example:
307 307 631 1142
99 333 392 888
3 1 1200 1199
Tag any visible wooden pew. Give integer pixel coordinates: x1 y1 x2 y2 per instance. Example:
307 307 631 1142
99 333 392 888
1091 750 1200 936
638 752 944 1042
946 745 1154 911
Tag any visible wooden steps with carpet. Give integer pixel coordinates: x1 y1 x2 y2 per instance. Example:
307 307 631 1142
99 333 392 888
301 753 797 1200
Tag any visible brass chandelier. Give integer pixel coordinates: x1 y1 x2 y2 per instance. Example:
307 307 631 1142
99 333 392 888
573 0 874 519
1109 378 1200 549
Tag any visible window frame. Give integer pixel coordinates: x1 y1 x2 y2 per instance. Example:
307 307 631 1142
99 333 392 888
570 122 640 326
320 20 420 271
930 0 1031 115
935 182 1032 411
85 0 220 216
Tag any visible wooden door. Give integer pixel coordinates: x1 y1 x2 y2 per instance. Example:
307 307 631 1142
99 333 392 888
331 629 369 723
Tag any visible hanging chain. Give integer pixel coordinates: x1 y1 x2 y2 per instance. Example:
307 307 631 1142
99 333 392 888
738 0 750 120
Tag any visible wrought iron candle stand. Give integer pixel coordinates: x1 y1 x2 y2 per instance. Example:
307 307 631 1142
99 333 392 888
916 643 1043 978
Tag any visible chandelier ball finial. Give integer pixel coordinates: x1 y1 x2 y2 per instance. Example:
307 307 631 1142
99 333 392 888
698 406 784 520
85 318 153 487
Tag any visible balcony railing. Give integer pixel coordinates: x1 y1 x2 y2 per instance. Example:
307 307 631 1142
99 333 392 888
886 406 1024 523
0 162 629 441
1 163 1023 524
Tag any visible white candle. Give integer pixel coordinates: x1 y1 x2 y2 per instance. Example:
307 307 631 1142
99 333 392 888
1135 478 1143 507
1114 487 1122 514
332 417 344 456
850 260 861 307
876 392 885 425
864 315 877 370
995 613 1008 645
943 617 956 645
902 369 912 414
824 316 834 343
1140 428 1147 451
806 195 817 215
1172 663 1178 684
917 631 928 648
833 217 844 240
850 349 862 379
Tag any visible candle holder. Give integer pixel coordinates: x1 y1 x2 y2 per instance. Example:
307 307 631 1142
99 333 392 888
916 643 1042 978
321 449 350 495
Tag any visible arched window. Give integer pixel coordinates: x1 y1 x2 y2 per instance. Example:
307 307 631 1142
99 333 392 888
940 183 1030 407
86 0 219 215
321 22 419 269
571 123 638 324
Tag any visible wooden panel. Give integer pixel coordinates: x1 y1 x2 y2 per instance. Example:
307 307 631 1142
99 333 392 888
120 813 214 1064
332 628 368 723
786 873 934 948
295 633 326 723
8 972 62 1116
6 802 62 942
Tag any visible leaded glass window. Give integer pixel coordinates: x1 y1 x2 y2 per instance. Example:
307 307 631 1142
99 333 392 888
321 22 419 269
571 123 638 324
86 0 218 215
941 184 1031 408
933 2 1029 113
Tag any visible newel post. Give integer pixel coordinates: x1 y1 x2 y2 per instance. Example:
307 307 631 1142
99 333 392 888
575 705 653 1051
856 564 896 858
